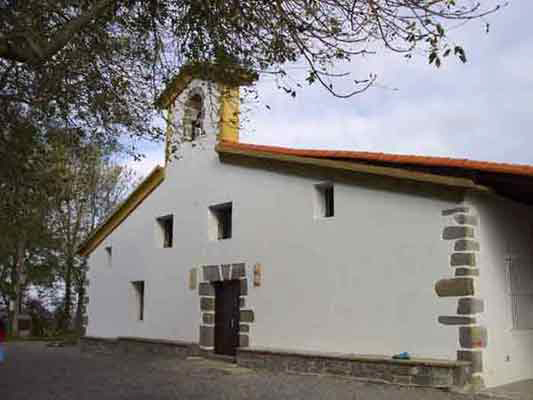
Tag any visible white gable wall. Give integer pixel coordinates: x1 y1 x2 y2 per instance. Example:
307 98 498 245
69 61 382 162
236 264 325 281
467 192 533 387
86 79 462 360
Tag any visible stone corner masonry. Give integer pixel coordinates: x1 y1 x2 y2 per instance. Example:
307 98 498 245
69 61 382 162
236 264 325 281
436 206 486 389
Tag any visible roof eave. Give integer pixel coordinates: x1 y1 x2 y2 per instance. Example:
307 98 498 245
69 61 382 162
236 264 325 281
215 142 492 193
77 166 166 257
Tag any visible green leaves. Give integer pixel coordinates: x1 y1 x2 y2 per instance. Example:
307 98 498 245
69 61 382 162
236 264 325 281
455 46 467 63
429 51 441 68
429 45 467 68
0 0 500 142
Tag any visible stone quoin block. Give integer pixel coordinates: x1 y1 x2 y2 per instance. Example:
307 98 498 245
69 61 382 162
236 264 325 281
221 264 231 280
471 374 485 389
435 278 474 297
84 296 90 304
239 297 245 308
189 268 197 289
203 265 220 282
442 207 470 216
239 334 249 347
455 268 479 277
443 226 474 240
451 253 476 267
240 279 248 296
199 325 214 347
198 282 215 296
454 214 478 226
253 263 262 287
457 298 484 315
438 316 476 325
202 313 214 324
459 326 487 349
239 324 249 333
454 240 480 252
231 263 245 279
200 297 215 311
240 309 255 323
458 350 483 373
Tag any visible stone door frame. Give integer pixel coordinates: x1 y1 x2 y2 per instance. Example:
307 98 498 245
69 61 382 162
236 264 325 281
198 263 254 350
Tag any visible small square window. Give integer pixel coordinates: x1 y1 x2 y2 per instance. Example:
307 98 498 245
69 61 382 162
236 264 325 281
131 281 145 321
208 202 232 240
315 183 334 218
156 215 173 248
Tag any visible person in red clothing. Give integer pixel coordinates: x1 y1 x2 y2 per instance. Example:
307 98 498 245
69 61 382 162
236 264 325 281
0 317 5 363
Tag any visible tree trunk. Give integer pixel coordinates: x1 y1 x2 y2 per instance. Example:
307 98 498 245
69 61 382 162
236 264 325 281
11 241 25 336
74 257 89 335
61 256 74 332
74 278 85 334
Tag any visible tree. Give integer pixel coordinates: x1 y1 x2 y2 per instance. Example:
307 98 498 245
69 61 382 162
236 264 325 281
0 0 503 153
46 136 136 333
0 116 135 335
0 114 62 335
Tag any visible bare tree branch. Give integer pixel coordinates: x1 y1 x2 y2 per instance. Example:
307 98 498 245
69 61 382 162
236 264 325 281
0 0 117 64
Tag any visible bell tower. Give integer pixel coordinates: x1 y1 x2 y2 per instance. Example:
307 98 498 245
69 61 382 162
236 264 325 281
155 64 257 162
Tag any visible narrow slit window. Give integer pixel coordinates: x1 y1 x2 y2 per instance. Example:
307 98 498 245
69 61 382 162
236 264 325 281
508 257 533 330
208 202 232 240
183 94 204 140
324 186 334 217
315 183 334 218
132 281 145 321
156 215 173 248
105 246 112 267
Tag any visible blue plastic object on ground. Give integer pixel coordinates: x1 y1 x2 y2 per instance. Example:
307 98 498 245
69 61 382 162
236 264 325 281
392 352 411 360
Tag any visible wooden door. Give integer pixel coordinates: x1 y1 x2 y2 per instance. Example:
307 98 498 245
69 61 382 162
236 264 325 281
214 280 240 356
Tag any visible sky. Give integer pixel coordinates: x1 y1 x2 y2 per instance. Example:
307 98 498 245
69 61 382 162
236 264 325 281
129 1 533 177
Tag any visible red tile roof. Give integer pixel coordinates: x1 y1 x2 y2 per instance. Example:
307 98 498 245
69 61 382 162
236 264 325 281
220 141 533 178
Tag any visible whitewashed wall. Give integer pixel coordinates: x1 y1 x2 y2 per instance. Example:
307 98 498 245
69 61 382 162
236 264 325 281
466 192 533 387
87 79 462 360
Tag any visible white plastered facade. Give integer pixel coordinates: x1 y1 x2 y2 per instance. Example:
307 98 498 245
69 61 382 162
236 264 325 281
86 78 533 387
466 191 533 387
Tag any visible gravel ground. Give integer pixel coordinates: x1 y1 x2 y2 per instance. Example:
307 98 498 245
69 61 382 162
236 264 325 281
0 342 518 400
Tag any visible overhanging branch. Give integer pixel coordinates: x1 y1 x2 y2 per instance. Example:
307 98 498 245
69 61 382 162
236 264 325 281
0 0 117 64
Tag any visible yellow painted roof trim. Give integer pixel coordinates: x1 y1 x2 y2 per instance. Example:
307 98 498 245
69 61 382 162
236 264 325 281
77 166 165 257
215 143 492 192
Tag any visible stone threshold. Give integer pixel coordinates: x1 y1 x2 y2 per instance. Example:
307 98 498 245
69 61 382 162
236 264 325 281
82 336 118 343
117 336 193 347
81 337 473 389
238 347 471 368
237 347 472 389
